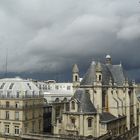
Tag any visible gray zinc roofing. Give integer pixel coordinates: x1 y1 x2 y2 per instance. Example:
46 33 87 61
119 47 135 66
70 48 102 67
72 64 79 73
80 61 113 86
80 61 127 86
80 61 96 85
100 112 117 123
100 112 126 123
73 89 97 113
107 65 126 86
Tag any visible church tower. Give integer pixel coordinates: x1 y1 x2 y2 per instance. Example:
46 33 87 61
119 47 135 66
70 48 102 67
72 64 80 91
95 62 102 83
95 62 102 113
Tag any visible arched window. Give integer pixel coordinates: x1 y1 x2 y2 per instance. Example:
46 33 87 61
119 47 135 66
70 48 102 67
63 98 67 102
71 101 75 110
99 75 102 81
71 118 75 125
87 118 92 127
55 98 59 102
75 75 78 82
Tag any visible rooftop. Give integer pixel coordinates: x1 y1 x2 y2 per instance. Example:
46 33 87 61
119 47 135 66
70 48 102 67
0 77 42 99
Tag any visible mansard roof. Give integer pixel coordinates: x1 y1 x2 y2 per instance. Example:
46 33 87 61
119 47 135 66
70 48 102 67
80 61 127 86
0 77 41 98
73 88 96 113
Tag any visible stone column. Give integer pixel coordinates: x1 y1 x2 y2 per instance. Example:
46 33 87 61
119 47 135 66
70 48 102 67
96 105 100 137
125 87 130 130
132 82 137 126
51 106 56 133
79 114 84 136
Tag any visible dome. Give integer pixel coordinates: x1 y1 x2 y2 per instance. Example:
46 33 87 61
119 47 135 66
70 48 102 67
72 64 79 73
106 55 111 59
0 77 42 99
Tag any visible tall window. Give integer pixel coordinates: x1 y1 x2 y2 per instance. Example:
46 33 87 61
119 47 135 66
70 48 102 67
15 126 19 135
6 101 10 108
5 125 9 134
71 101 75 110
15 102 19 108
99 75 102 81
88 118 92 127
25 111 28 120
6 111 9 120
16 92 19 98
75 75 78 81
71 118 75 125
9 83 14 89
7 91 10 98
15 112 19 120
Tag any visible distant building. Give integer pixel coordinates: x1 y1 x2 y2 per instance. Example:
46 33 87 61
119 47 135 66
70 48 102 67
43 80 74 133
0 77 44 139
45 80 73 91
53 55 138 138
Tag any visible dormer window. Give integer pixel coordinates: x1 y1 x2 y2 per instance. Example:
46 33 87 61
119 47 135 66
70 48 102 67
71 101 75 110
9 83 14 89
55 98 59 102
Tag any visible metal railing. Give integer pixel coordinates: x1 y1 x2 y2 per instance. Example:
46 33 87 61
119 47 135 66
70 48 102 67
0 104 43 110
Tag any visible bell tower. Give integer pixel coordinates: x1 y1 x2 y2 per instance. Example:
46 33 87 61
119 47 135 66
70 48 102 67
95 62 102 83
72 64 80 91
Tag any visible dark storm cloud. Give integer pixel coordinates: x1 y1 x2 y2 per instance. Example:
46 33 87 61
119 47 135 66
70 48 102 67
0 0 140 80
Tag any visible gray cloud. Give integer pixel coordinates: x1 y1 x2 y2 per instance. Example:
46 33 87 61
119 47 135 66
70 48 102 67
0 0 140 81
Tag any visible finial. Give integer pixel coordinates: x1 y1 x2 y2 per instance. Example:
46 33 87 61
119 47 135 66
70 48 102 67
72 64 79 73
105 54 112 65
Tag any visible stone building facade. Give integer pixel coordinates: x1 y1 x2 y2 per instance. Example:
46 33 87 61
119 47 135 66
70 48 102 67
0 77 44 140
52 55 137 138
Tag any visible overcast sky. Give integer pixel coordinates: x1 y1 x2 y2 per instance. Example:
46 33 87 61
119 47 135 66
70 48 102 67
0 0 140 81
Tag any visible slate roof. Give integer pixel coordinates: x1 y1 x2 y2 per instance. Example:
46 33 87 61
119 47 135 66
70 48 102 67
0 77 41 98
100 112 123 123
73 88 97 113
80 61 127 86
72 64 79 73
80 61 96 86
107 64 126 86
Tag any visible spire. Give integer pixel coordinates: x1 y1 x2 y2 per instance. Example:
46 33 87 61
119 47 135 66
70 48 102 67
72 64 79 73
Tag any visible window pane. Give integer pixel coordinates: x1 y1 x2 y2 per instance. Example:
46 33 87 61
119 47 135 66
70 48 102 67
15 126 19 134
15 112 19 120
